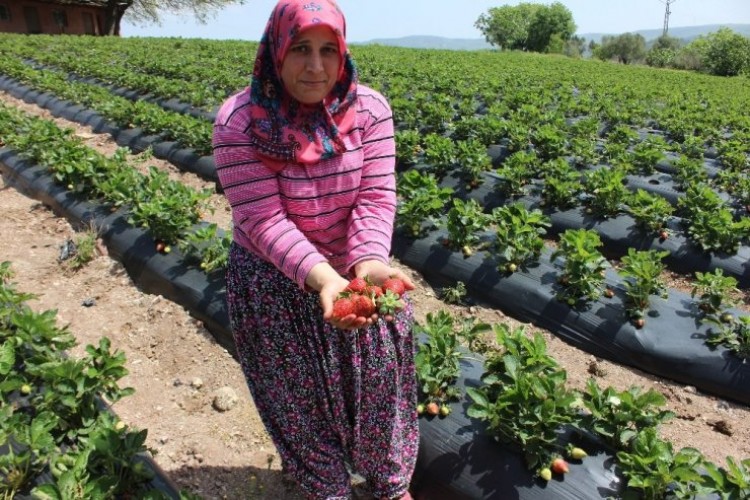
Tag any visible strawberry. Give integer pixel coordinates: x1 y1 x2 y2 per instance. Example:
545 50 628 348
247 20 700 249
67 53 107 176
551 458 569 474
416 403 425 415
439 405 451 417
382 277 406 297
352 293 376 318
345 277 368 294
367 285 383 298
539 468 552 481
332 297 355 319
425 402 440 416
569 447 588 460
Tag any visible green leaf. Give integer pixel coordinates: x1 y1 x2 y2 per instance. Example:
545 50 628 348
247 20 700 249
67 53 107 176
0 341 15 375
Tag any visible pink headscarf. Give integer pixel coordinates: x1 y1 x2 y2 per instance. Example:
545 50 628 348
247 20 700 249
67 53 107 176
246 0 358 169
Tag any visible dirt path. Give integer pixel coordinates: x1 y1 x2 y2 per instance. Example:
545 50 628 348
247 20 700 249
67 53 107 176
1 89 749 499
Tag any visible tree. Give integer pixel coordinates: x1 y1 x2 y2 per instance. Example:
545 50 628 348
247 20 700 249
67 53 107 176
475 2 576 53
563 35 587 58
702 27 750 76
645 34 681 68
102 0 245 36
594 33 647 65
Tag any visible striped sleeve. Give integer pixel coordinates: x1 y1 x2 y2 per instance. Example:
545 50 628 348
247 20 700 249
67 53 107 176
213 97 327 289
345 88 397 272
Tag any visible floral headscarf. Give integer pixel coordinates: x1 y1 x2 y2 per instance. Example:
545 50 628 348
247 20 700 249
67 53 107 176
246 0 358 168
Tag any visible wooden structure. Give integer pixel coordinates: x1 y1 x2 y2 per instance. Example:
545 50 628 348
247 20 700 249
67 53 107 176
0 0 107 35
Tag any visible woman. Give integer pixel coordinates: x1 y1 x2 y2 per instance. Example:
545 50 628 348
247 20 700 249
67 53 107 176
212 1 418 499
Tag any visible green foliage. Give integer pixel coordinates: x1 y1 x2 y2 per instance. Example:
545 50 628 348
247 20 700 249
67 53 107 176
583 165 629 218
475 2 576 53
396 170 454 237
618 249 670 318
702 28 750 76
467 324 579 470
491 203 550 272
550 229 608 305
691 268 739 316
395 129 423 166
626 189 674 235
595 33 647 65
617 429 713 499
414 311 469 406
580 379 674 450
443 198 491 255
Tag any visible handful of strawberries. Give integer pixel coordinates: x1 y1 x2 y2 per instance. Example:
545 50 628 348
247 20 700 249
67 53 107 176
332 276 407 321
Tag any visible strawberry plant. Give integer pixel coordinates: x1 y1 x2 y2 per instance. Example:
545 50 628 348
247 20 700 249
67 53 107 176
582 165 629 218
702 457 750 499
717 139 749 172
705 315 750 361
679 135 706 160
455 138 492 190
617 428 715 499
579 379 675 451
691 268 739 316
569 135 601 167
128 166 211 245
626 189 675 237
494 150 538 197
396 170 454 237
491 203 550 273
680 187 750 254
177 223 232 272
437 281 467 306
422 133 456 179
467 324 580 470
550 229 609 306
443 198 492 257
618 248 669 325
628 135 667 176
539 158 583 210
531 123 567 161
395 129 423 166
414 311 467 413
672 155 708 191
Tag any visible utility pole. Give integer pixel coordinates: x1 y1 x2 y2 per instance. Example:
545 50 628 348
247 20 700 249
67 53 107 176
661 0 677 36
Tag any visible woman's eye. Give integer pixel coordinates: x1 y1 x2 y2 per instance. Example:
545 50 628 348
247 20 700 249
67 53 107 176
291 45 308 54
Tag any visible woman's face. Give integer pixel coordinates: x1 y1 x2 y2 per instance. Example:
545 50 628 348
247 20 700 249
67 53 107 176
280 25 341 105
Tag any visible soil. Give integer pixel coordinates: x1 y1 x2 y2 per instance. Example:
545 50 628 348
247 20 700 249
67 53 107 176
1 89 749 499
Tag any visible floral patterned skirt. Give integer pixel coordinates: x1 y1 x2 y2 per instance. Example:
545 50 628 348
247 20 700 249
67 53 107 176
225 243 418 500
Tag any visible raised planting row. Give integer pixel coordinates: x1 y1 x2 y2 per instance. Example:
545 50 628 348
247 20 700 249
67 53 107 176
0 262 193 499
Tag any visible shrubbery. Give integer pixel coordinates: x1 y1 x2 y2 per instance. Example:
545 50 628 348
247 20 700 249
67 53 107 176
645 27 750 76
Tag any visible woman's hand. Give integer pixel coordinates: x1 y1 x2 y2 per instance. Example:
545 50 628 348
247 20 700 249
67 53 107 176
306 262 375 330
353 260 415 291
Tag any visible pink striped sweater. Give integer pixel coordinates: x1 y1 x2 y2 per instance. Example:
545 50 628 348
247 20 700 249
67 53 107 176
213 84 397 289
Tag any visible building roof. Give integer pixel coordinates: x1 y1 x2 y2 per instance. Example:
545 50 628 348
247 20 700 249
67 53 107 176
35 0 111 6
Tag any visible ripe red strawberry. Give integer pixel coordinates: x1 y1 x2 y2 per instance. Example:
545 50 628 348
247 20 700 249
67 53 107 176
425 402 440 416
345 277 368 294
382 277 406 297
332 297 355 319
367 285 383 298
352 293 376 318
551 458 569 474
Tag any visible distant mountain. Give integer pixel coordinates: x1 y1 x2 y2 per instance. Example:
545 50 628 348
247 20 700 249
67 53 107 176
356 35 492 51
358 24 750 51
579 23 750 44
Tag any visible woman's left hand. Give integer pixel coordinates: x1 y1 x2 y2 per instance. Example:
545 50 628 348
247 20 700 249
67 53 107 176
352 260 415 291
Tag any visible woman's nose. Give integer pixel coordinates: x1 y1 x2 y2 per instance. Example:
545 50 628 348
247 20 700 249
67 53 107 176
306 51 323 72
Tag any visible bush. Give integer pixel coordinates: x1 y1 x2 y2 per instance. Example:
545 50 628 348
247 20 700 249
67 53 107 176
703 28 750 76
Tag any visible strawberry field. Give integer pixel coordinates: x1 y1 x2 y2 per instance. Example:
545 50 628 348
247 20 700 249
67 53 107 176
1 33 749 498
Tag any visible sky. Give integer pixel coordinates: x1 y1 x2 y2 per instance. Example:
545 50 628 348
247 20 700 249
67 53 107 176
121 0 750 42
